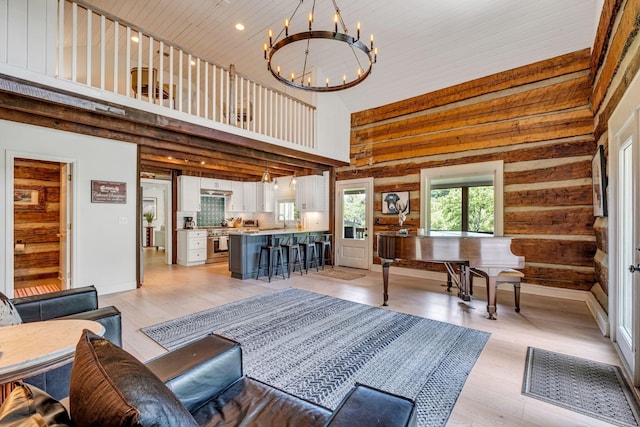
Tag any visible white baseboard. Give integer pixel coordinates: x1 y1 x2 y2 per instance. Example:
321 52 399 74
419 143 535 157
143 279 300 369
370 264 610 336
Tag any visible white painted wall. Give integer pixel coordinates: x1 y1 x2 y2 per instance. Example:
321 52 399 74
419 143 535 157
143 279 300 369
1 119 138 296
1 0 57 75
315 93 351 163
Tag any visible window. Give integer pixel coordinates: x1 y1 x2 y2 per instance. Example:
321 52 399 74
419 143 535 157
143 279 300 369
277 200 296 221
421 161 503 235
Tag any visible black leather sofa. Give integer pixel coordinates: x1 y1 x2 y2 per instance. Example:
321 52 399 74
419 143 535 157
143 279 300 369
66 331 417 426
10 286 122 400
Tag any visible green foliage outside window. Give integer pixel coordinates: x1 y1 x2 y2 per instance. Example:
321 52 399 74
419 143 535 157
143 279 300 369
430 186 493 233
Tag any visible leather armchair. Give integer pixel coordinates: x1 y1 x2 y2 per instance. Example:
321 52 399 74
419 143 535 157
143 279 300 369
11 286 121 400
69 332 417 426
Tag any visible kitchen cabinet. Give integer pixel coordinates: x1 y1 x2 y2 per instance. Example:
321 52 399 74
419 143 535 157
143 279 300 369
200 177 231 192
178 175 201 212
177 230 206 266
295 174 327 212
228 181 257 212
256 182 274 212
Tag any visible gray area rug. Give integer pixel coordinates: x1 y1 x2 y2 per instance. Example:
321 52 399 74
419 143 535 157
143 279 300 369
142 288 490 427
522 347 640 426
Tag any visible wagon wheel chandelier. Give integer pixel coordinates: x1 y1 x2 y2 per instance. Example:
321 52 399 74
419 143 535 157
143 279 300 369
264 0 377 92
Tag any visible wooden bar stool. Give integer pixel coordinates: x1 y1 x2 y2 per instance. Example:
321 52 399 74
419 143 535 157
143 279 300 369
299 235 319 273
281 236 304 278
315 233 333 270
256 237 286 282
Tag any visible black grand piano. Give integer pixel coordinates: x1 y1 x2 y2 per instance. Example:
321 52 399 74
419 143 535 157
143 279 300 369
377 231 525 319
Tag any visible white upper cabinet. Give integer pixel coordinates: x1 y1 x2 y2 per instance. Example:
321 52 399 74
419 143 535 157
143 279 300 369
243 182 257 212
200 178 231 192
228 181 244 212
178 175 201 212
228 181 257 212
256 182 274 212
296 174 327 212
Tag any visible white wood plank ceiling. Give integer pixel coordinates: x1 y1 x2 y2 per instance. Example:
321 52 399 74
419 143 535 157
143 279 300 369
80 0 601 113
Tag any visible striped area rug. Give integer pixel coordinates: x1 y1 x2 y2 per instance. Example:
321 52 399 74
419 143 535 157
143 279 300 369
14 283 61 298
142 288 490 427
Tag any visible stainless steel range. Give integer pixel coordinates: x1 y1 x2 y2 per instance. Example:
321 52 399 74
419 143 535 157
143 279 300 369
206 228 229 264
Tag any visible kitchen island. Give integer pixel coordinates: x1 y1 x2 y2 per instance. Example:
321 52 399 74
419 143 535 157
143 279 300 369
228 228 329 279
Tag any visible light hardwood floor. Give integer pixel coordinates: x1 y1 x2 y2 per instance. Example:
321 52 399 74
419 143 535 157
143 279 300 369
101 249 623 426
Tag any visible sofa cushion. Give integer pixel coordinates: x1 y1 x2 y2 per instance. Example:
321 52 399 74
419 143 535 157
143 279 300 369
0 383 71 427
69 330 198 427
0 293 22 326
191 377 331 426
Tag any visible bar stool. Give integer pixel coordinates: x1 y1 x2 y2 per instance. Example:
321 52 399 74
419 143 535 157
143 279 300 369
299 235 319 273
315 233 333 270
256 237 286 282
281 236 304 278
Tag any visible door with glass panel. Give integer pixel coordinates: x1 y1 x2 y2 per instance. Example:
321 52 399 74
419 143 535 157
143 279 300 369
610 70 640 384
335 178 372 269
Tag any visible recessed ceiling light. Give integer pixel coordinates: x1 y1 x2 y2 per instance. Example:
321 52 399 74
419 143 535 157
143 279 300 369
131 35 139 43
191 60 196 66
167 156 173 160
235 23 245 31
200 161 205 165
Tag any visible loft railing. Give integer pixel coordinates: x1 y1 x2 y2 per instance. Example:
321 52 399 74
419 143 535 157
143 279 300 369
3 0 316 149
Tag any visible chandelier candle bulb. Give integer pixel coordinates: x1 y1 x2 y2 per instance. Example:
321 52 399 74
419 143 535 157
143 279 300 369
268 29 272 46
334 14 338 33
291 72 295 82
326 77 329 87
343 74 346 85
263 43 267 59
357 22 360 40
285 18 289 36
370 34 374 50
309 13 313 30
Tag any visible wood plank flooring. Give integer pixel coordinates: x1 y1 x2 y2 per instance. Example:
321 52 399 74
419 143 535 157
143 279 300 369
100 249 624 426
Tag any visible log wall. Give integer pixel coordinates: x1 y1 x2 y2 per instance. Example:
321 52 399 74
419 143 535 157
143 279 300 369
13 158 61 284
590 0 640 308
341 49 596 290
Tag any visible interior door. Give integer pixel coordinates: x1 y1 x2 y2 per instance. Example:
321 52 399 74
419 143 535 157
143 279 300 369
335 178 372 269
610 69 640 385
59 163 71 289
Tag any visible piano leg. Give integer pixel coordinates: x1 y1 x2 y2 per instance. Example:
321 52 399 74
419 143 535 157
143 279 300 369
486 276 498 320
381 259 392 306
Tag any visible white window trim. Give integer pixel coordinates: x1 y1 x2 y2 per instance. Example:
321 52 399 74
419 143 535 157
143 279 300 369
420 160 504 236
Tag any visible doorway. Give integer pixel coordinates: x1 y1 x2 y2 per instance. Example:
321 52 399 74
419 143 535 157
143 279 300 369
335 178 373 269
609 68 640 385
140 178 172 284
12 157 72 298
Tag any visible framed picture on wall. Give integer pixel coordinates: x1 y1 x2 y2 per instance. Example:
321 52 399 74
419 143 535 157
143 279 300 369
143 197 157 220
381 191 410 215
592 145 607 217
14 186 45 210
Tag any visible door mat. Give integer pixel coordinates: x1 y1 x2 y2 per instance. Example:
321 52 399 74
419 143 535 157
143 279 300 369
311 267 366 280
522 347 640 426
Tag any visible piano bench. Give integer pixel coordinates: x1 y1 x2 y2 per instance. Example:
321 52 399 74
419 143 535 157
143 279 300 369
496 269 525 313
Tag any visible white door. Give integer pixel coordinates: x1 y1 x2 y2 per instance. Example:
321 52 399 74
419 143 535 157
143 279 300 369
610 69 640 384
335 178 373 269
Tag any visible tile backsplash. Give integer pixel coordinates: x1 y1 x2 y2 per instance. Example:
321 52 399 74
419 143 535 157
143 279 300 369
197 196 226 226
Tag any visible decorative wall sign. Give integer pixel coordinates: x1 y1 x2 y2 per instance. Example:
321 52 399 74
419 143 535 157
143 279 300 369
91 180 126 204
382 191 410 214
14 186 45 210
592 145 607 217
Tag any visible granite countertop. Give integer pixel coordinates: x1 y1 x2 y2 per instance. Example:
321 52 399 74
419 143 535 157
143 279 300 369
227 227 328 236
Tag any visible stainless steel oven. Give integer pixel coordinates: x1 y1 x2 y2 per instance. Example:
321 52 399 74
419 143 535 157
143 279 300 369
206 229 229 264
